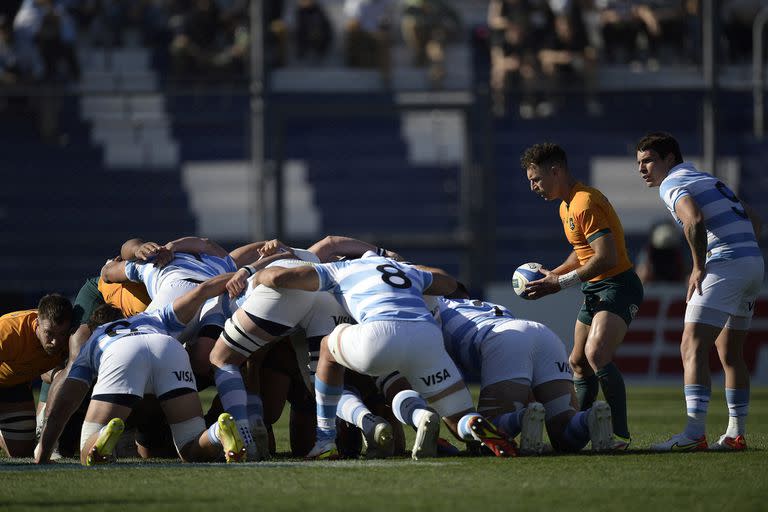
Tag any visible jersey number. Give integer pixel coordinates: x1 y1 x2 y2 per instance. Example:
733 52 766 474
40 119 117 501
715 181 748 219
376 264 412 289
103 320 137 337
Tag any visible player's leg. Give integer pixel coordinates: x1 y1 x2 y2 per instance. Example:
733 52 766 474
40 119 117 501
473 326 545 454
208 309 272 458
159 391 244 463
584 310 630 442
711 323 750 450
80 398 135 465
154 337 245 462
306 330 347 459
532 379 613 452
393 322 515 457
571 320 598 411
0 385 37 457
650 315 720 451
336 376 394 459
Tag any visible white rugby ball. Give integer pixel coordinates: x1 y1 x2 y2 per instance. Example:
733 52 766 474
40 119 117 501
512 262 545 299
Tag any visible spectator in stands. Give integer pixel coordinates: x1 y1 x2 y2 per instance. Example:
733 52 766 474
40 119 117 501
0 16 21 85
635 222 688 284
343 0 396 85
211 8 249 77
595 0 642 66
400 0 463 88
538 13 598 116
633 1 687 69
13 0 79 81
489 16 539 118
295 0 334 63
169 0 221 79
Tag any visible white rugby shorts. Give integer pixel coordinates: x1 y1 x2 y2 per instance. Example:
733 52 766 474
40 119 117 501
92 333 197 399
326 320 464 400
479 320 572 389
686 257 764 319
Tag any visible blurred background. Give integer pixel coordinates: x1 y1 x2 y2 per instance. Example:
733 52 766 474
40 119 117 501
1 0 767 379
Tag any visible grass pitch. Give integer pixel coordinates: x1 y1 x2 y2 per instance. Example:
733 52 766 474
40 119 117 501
3 386 767 512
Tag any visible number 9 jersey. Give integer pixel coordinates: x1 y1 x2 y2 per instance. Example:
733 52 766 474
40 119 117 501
313 251 436 324
659 163 760 264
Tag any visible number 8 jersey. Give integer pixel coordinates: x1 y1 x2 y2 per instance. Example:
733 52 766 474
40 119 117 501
313 251 436 324
660 163 760 264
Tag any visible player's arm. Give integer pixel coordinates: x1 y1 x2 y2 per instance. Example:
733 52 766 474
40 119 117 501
172 272 235 325
228 240 269 267
252 265 320 291
225 247 299 298
551 251 580 275
423 271 458 297
165 236 229 258
675 195 708 301
35 376 90 463
100 258 128 284
308 235 401 262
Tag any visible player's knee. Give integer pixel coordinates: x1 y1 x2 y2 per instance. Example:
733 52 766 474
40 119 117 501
568 355 588 376
0 411 36 457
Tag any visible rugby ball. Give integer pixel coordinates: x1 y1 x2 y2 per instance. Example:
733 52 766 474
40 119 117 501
512 262 545 299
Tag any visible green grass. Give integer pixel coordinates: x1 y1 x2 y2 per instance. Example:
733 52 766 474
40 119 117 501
3 386 767 512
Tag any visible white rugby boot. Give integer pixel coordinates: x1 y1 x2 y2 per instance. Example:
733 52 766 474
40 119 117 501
518 402 546 455
362 416 394 459
587 401 614 452
411 410 440 460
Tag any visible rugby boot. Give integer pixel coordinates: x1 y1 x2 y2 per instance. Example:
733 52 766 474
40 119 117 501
85 418 124 466
467 415 517 457
587 401 614 452
411 410 440 460
218 413 246 463
708 434 747 451
518 402 546 455
650 432 708 452
363 416 394 459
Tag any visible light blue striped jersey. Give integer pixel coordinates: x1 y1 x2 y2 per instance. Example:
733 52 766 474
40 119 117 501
660 163 760 263
314 252 435 324
124 252 236 300
69 303 185 384
437 298 516 377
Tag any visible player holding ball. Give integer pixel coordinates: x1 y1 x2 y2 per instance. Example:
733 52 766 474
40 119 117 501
520 142 644 450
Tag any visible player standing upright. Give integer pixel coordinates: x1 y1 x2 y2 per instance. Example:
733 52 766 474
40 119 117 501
521 143 643 449
636 132 763 451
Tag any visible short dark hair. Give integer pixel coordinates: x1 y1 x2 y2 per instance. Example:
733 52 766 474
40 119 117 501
87 304 124 331
636 132 683 165
37 294 73 325
520 143 568 171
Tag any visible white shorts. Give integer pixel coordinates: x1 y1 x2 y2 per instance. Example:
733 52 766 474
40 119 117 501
92 333 197 399
479 320 572 389
686 257 764 323
327 320 464 400
146 279 199 312
240 285 317 333
299 292 351 339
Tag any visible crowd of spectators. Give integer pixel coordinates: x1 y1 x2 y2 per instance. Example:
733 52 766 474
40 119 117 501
0 1 764 99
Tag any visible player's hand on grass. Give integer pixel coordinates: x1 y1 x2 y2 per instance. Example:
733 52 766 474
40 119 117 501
524 268 560 299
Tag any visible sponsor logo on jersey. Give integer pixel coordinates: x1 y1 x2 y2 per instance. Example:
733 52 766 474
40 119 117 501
568 217 575 231
173 370 194 382
629 304 639 319
556 362 573 374
747 301 755 312
419 368 451 386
